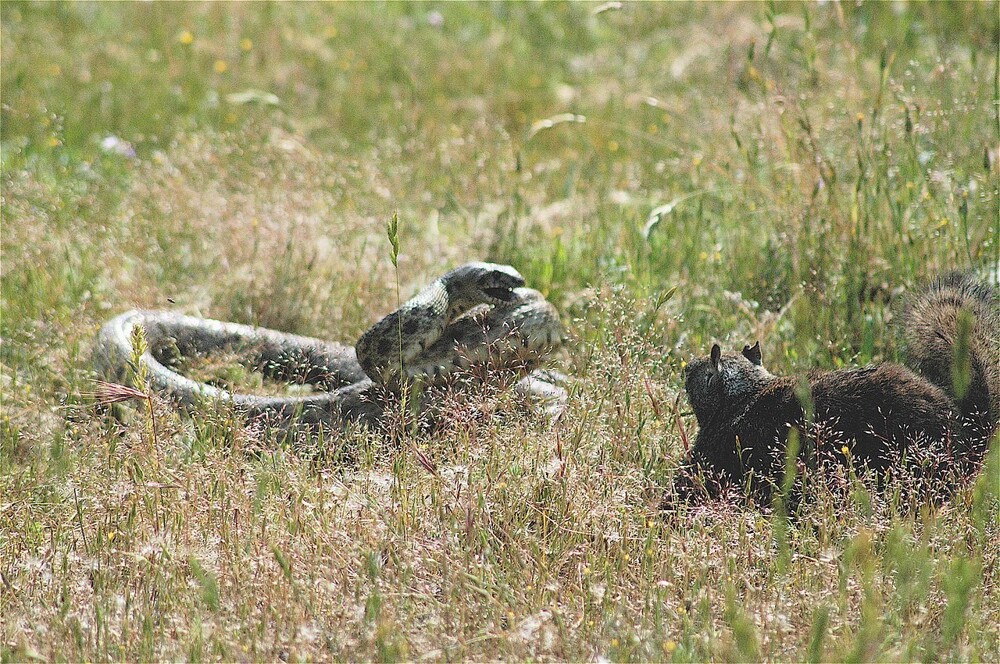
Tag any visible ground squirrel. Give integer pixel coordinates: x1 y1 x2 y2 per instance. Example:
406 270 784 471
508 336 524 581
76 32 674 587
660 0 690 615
667 272 999 509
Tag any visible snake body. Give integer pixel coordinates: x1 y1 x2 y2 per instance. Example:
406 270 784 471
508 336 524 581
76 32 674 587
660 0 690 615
94 263 565 432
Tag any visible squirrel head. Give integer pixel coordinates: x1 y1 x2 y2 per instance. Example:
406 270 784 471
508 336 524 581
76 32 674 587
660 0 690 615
684 341 773 427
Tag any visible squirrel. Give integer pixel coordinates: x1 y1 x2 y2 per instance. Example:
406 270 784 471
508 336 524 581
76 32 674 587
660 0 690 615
666 272 1000 509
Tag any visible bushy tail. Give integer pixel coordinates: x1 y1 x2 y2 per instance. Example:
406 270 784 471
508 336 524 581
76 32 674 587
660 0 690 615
901 272 1000 454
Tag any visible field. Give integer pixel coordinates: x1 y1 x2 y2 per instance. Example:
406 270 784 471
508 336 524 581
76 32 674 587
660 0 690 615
2 2 999 661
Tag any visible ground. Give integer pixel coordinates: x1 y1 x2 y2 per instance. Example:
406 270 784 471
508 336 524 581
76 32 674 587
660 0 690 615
2 2 999 661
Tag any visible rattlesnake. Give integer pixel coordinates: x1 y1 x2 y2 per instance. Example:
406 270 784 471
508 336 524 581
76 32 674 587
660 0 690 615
94 262 566 433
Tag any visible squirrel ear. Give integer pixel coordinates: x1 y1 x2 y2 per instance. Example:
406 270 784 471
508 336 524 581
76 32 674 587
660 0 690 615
710 343 721 370
742 341 762 366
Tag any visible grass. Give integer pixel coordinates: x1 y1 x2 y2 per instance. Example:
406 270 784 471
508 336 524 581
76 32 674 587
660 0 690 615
2 1 999 661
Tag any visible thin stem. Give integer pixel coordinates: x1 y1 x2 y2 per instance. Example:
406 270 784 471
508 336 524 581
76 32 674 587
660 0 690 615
147 396 160 469
994 15 1000 279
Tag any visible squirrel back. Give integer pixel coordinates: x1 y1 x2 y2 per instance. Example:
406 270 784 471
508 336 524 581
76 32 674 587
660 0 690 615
670 273 999 507
900 272 1000 446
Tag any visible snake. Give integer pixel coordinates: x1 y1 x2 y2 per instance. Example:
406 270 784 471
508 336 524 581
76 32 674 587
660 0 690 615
93 262 566 434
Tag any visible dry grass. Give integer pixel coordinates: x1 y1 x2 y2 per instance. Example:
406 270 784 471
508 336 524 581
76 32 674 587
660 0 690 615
3 2 999 661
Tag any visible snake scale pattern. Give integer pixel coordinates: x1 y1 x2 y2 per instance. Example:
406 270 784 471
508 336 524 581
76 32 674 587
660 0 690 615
94 263 566 433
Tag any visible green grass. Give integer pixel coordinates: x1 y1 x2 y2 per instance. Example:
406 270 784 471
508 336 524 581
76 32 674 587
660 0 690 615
3 2 999 661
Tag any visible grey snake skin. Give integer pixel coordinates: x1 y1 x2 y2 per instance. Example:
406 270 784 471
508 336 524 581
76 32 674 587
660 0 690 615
94 263 566 433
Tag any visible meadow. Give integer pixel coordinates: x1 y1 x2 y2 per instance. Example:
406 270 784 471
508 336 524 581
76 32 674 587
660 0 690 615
2 2 999 660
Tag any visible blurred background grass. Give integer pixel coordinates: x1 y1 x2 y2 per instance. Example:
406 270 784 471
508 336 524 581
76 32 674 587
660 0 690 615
4 2 997 362
2 2 999 661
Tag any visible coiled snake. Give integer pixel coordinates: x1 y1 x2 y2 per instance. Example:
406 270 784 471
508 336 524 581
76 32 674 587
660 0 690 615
94 263 566 433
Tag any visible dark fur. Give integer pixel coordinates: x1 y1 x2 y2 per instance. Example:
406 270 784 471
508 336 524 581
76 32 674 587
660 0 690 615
668 273 999 509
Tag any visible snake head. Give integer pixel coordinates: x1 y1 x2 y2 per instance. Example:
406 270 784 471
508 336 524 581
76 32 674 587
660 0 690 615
446 262 526 306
